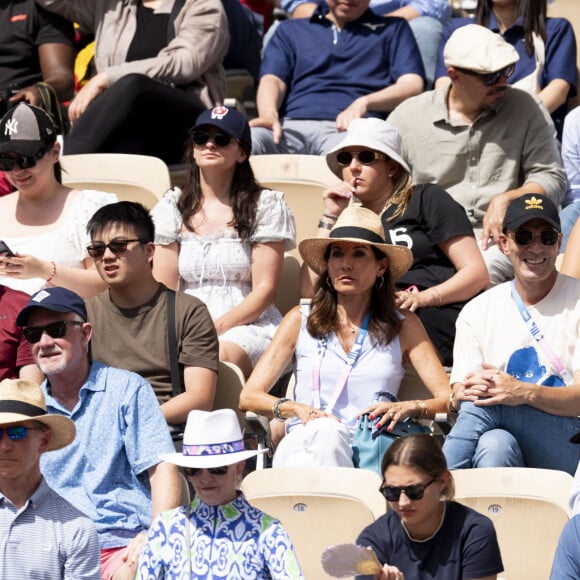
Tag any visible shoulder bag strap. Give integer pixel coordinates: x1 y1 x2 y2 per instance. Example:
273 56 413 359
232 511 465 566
166 289 185 397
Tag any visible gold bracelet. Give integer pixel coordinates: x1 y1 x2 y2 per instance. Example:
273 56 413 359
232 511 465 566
414 399 427 420
448 391 459 414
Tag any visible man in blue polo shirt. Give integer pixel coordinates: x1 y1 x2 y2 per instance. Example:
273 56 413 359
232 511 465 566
17 287 181 580
250 0 425 155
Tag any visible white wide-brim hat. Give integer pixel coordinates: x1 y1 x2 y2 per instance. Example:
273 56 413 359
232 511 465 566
326 118 411 179
160 408 267 469
299 206 412 281
0 379 75 451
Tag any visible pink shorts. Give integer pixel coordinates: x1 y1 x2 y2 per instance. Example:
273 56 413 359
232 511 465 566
100 546 128 580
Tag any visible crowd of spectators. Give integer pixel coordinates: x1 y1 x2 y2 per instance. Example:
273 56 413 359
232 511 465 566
0 0 579 577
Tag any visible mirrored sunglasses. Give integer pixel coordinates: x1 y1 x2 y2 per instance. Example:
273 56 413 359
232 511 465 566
336 150 387 167
183 466 229 477
23 320 83 344
0 146 51 171
191 131 233 148
380 478 435 502
86 238 146 259
511 229 560 247
0 425 44 440
457 63 515 86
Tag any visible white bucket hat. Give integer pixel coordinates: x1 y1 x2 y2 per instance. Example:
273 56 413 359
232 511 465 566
326 118 411 178
160 409 267 469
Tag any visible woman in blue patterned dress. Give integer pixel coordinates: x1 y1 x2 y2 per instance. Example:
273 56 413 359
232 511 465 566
137 408 303 579
152 106 296 378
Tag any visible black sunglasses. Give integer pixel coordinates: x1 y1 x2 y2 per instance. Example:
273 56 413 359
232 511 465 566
380 478 435 502
0 146 51 171
23 320 83 344
0 425 44 441
457 64 515 86
191 131 234 148
87 238 146 259
336 150 387 167
510 229 560 247
183 466 229 477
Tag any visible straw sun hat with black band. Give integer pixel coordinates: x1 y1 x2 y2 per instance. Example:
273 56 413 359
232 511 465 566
299 206 412 280
0 379 75 451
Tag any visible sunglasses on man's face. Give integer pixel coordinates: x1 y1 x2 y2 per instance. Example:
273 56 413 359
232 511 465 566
0 146 50 171
86 238 146 259
0 425 44 441
380 478 435 502
457 63 515 86
23 320 83 344
183 466 229 477
510 229 560 247
336 150 387 167
191 131 234 148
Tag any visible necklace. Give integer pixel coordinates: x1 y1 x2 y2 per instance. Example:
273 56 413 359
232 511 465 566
400 503 446 543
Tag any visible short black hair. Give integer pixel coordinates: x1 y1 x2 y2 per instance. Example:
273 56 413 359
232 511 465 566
86 201 155 242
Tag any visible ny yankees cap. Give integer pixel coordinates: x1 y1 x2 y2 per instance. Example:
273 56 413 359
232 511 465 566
191 106 252 150
0 102 56 156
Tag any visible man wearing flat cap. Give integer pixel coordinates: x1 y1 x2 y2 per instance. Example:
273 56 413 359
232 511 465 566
0 378 100 578
388 24 566 285
442 194 580 475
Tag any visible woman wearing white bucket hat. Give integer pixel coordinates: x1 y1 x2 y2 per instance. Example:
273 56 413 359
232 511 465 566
240 206 450 468
301 117 489 367
138 408 303 579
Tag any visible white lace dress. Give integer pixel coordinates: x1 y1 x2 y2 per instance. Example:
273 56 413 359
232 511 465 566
152 188 296 364
0 190 118 295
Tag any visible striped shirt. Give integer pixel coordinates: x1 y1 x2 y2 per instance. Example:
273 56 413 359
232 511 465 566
0 477 100 579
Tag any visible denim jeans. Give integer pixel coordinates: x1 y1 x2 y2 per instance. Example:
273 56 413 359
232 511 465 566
443 401 580 475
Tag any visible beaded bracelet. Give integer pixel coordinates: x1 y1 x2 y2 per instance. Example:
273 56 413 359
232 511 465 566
272 397 291 422
318 220 335 230
46 261 57 284
415 399 428 421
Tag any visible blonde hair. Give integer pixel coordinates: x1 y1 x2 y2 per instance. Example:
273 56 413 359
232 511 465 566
385 170 414 221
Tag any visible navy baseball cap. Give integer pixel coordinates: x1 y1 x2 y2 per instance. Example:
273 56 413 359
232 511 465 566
17 287 88 326
191 106 251 150
502 194 561 233
0 102 56 156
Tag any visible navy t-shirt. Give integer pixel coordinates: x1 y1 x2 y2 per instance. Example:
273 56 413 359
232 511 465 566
357 501 504 579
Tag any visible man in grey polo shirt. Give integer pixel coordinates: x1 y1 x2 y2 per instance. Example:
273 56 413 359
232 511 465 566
0 379 100 578
388 24 566 284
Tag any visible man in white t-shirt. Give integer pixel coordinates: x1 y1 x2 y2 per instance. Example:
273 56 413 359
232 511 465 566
443 194 580 475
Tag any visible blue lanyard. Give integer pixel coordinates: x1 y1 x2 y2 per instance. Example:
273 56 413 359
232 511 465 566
511 280 573 385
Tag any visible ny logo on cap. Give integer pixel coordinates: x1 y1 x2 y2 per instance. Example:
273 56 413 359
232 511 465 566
525 196 544 211
210 106 229 120
4 119 18 136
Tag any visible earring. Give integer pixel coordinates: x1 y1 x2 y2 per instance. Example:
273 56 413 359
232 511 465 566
375 276 384 290
388 172 394 178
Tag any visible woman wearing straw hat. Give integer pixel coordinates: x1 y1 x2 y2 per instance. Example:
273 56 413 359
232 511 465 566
138 408 303 579
239 206 450 468
301 117 489 367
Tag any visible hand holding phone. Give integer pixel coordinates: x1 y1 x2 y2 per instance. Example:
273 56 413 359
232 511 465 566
0 241 15 257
